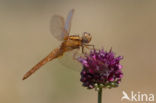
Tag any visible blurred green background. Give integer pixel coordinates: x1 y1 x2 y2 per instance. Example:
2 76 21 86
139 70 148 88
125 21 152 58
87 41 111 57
0 0 156 103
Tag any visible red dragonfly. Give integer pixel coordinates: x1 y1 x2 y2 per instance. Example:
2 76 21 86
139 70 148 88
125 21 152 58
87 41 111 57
23 9 94 80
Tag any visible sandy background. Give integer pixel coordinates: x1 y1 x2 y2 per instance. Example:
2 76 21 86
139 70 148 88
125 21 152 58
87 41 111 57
0 0 156 103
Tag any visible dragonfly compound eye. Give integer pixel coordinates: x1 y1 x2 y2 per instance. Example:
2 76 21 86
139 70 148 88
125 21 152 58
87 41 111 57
82 32 92 43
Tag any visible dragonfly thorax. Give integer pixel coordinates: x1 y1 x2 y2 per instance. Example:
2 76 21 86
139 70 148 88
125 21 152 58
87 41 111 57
82 32 92 43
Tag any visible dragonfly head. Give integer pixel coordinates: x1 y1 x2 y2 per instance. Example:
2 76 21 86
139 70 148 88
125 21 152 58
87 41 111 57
82 32 92 43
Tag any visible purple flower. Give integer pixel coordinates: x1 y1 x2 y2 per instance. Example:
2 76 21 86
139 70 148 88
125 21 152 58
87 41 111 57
77 49 123 89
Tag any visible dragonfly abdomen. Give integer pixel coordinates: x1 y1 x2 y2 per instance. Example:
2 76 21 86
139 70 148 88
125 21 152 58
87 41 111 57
23 48 62 80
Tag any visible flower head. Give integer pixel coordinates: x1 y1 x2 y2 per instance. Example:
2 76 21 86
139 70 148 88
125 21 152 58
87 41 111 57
77 48 123 89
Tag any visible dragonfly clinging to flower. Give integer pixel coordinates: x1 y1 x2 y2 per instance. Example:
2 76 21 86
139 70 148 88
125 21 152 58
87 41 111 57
23 9 94 80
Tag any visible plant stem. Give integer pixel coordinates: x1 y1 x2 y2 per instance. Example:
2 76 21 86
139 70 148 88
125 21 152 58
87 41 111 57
98 88 102 103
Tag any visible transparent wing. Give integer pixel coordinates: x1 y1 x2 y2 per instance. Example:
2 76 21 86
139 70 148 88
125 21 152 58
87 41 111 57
50 9 74 41
64 9 75 35
57 45 91 72
57 49 82 72
50 15 66 41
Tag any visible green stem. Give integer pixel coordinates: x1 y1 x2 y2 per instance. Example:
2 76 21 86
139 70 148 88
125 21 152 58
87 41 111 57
98 88 102 103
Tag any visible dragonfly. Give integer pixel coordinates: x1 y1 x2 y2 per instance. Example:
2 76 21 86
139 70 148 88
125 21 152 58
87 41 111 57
23 9 94 80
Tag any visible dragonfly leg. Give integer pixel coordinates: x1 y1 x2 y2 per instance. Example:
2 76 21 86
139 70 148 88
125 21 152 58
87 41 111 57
84 44 95 49
81 45 85 53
